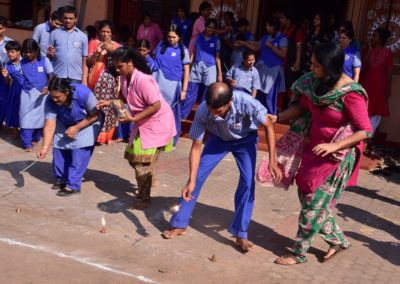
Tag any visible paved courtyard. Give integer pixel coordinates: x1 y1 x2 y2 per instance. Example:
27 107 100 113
0 131 399 283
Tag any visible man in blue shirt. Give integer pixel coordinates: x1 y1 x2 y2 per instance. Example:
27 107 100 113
32 10 63 56
163 82 282 252
47 6 88 84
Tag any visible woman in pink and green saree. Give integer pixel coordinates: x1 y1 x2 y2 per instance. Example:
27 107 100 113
258 42 372 265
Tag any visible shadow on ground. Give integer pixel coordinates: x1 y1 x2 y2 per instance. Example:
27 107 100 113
347 186 400 207
1 160 327 259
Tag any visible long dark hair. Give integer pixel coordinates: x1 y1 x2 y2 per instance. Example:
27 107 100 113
313 42 344 96
48 77 75 105
161 25 185 60
21 38 41 61
111 47 152 75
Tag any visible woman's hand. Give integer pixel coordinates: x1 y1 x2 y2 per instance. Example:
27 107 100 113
217 74 223 82
312 142 340 157
41 86 49 95
37 146 49 159
118 110 134 123
1 67 9 78
180 91 187 101
65 125 79 139
268 162 282 183
96 100 111 109
266 114 278 123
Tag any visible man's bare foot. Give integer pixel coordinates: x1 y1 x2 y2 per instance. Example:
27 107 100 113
235 237 255 253
131 200 150 210
162 228 187 239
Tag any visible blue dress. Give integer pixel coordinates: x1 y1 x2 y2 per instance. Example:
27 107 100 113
0 36 12 123
153 42 190 145
5 62 23 128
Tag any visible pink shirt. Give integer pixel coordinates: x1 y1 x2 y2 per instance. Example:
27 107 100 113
295 92 372 193
120 68 176 149
189 16 206 56
136 22 163 52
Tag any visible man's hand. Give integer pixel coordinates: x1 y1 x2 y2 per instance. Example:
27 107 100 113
37 147 48 159
65 125 79 139
182 182 195 202
229 79 237 88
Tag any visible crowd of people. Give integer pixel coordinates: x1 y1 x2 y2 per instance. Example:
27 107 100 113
0 1 393 265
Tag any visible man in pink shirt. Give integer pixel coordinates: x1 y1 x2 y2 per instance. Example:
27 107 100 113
188 1 212 56
136 13 164 52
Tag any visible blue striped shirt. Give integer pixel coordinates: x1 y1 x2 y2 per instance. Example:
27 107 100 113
189 93 268 141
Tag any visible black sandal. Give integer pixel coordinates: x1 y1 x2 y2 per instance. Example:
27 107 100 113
56 187 81 196
51 181 66 190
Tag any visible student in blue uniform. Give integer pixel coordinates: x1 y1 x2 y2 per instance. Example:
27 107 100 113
32 10 63 56
245 16 288 114
37 77 103 196
181 18 223 119
137 39 154 70
162 82 282 252
0 17 13 127
20 39 54 152
226 50 261 98
171 5 193 47
339 29 361 82
153 25 190 145
231 18 255 67
1 41 23 137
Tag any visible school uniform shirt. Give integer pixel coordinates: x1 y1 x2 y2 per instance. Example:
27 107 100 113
343 46 362 79
5 61 23 127
256 32 288 94
153 42 190 105
226 65 261 95
0 36 12 65
190 92 268 141
120 68 176 150
49 27 88 81
171 17 192 47
231 31 255 67
45 84 102 149
32 21 53 56
19 56 53 129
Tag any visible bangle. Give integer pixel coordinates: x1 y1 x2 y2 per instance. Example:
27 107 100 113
182 90 187 92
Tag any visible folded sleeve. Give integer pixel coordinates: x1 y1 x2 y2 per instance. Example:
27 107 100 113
344 92 373 136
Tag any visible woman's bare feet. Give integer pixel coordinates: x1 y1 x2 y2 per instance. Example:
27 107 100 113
235 237 255 252
275 254 303 265
24 148 33 152
162 228 187 239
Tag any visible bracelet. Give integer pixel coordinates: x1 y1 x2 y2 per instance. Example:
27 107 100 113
182 90 187 92
42 145 49 149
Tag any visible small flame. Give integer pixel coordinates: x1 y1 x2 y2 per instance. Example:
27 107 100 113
170 204 180 213
101 214 106 227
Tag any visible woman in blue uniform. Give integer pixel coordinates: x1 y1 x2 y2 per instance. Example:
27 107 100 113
37 77 103 196
339 29 361 82
226 50 261 98
153 25 190 145
171 5 192 47
20 38 54 151
181 18 223 119
245 17 287 114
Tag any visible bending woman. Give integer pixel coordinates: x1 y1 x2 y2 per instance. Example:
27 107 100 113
98 47 176 209
37 77 103 196
271 42 372 264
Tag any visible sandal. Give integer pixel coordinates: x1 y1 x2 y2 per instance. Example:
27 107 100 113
56 187 81 196
322 244 351 262
161 228 187 239
51 181 66 190
275 253 306 265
